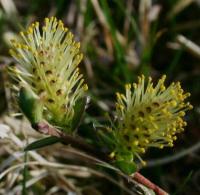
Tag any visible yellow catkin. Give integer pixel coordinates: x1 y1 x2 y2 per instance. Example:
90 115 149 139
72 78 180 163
9 17 88 129
113 75 192 163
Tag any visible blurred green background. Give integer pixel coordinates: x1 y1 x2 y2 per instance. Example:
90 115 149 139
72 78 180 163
0 0 200 194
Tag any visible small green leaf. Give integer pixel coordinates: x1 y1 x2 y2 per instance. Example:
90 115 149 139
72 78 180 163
19 86 43 125
71 97 87 131
114 160 137 175
24 136 60 151
117 151 133 162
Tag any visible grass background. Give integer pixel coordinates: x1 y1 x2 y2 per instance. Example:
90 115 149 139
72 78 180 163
0 0 200 194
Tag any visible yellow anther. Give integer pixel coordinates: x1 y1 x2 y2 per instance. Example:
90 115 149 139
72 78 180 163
162 74 166 80
171 100 177 107
135 128 140 132
179 111 185 116
172 127 176 131
160 85 166 91
20 31 24 37
142 161 147 166
109 152 115 159
83 84 88 91
133 83 137 89
162 108 168 114
133 141 139 146
189 105 193 110
148 77 152 82
159 145 164 149
119 105 124 110
45 18 49 23
144 139 149 144
161 132 165 136
125 84 131 90
169 143 174 147
9 49 15 56
120 94 126 100
137 76 141 82
17 44 22 49
58 20 63 26
185 92 191 98
167 135 172 139
140 148 146 153
76 42 81 49
35 22 39 27
183 121 187 126
170 89 175 95
28 27 33 34
116 92 121 99
23 45 29 50
148 116 154 121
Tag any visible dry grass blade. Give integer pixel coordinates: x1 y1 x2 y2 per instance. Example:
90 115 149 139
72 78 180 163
176 35 200 59
123 0 133 37
0 161 136 195
167 0 195 19
90 0 109 30
76 0 87 35
11 170 48 194
146 141 200 167
0 0 18 15
139 0 152 46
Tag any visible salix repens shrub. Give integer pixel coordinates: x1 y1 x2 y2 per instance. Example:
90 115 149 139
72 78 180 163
8 17 193 174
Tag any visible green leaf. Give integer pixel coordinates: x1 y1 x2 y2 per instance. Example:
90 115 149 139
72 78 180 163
117 151 133 162
71 97 87 131
114 160 137 175
19 86 43 125
24 136 60 151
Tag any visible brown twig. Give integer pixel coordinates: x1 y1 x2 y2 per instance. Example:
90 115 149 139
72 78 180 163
32 121 108 161
132 172 168 195
32 121 168 195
